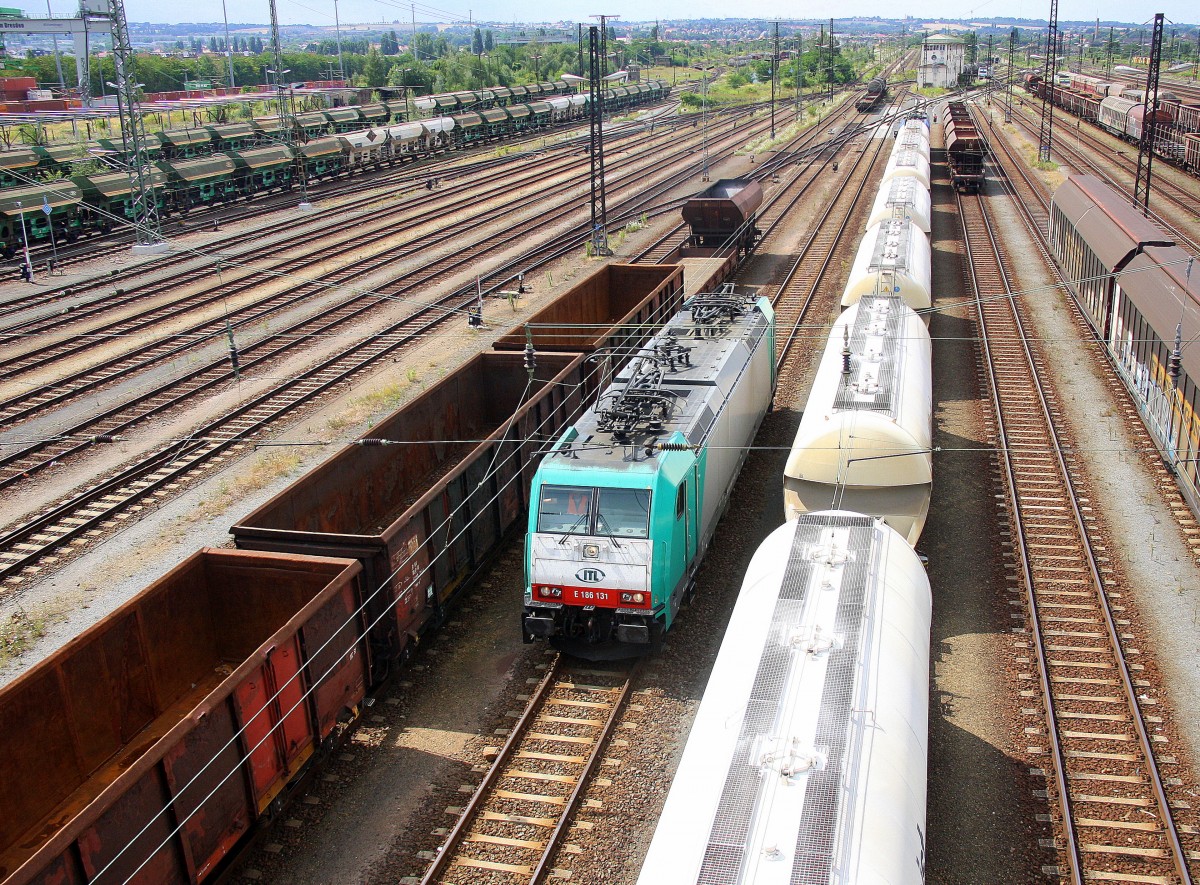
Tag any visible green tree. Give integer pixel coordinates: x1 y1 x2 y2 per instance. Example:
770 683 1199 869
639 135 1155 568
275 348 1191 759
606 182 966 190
208 36 218 53
484 30 494 52
362 47 389 87
472 27 483 55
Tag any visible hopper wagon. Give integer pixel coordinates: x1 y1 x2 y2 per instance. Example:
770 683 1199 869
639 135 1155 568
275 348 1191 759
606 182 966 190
680 178 764 253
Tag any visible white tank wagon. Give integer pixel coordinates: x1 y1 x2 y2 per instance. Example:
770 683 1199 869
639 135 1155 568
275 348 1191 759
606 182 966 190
880 147 932 191
866 175 932 234
841 217 932 313
784 296 933 544
891 119 932 162
636 511 931 885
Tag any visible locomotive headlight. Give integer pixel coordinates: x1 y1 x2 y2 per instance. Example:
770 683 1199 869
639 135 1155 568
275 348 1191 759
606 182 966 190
633 592 645 604
583 543 600 558
538 586 562 599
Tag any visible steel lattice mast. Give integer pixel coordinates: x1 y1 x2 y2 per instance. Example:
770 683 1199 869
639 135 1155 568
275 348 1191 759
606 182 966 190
1132 13 1165 216
108 0 165 252
587 25 611 257
1037 0 1058 163
268 0 312 208
1005 29 1015 123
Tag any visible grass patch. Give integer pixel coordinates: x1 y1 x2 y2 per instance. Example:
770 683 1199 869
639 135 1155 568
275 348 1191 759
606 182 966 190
195 450 305 520
327 378 414 433
0 605 66 666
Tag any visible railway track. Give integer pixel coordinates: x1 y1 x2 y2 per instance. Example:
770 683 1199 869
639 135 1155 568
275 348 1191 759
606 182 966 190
1003 95 1200 251
765 111 895 385
0 108 711 329
413 656 639 885
0 113 765 488
0 103 787 593
2 101 685 276
957 181 1197 884
0 114 743 408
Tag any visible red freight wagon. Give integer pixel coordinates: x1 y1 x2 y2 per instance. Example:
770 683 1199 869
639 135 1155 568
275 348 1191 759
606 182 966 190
0 549 368 885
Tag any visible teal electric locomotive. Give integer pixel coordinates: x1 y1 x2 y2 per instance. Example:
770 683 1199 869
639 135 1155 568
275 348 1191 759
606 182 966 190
522 289 776 654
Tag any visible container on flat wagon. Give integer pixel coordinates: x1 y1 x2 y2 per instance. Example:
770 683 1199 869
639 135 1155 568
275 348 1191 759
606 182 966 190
0 549 368 885
231 351 596 669
493 263 685 353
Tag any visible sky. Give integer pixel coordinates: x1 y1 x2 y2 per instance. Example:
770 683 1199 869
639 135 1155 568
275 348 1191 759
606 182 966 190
34 0 1198 30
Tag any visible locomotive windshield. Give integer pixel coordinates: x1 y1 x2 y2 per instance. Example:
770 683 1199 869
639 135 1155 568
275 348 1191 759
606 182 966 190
596 489 651 538
537 486 593 534
537 485 651 538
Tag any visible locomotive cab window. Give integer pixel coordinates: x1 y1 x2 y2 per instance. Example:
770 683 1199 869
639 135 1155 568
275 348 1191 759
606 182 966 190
676 484 687 519
538 485 592 534
596 488 651 538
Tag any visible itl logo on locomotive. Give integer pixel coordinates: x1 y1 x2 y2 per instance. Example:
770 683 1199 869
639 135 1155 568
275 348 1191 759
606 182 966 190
575 567 606 584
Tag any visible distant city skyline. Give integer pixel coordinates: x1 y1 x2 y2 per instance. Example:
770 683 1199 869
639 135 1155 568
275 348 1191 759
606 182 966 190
34 0 1199 32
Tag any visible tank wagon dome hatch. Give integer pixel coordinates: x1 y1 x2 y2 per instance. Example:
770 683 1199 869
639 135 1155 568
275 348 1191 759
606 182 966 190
784 296 933 544
556 289 770 455
867 176 932 233
881 147 932 190
636 511 931 885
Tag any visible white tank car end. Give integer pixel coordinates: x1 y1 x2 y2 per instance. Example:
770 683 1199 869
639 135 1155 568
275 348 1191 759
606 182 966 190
636 511 931 885
841 217 933 314
784 295 933 545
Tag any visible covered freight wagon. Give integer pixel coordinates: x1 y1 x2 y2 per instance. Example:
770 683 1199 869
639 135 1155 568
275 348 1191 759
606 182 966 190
231 351 598 671
681 178 763 252
0 549 368 885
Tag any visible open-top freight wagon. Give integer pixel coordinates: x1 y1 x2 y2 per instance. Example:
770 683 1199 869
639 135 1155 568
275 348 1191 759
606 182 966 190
0 549 369 885
1 261 688 885
942 100 987 193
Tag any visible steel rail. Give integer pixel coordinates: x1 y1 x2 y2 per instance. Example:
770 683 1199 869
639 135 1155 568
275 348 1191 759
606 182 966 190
973 105 1196 884
417 657 639 885
959 179 1193 883
0 110 765 493
0 115 728 409
3 95 686 275
770 98 903 372
958 187 1084 885
1003 94 1200 247
0 109 733 346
